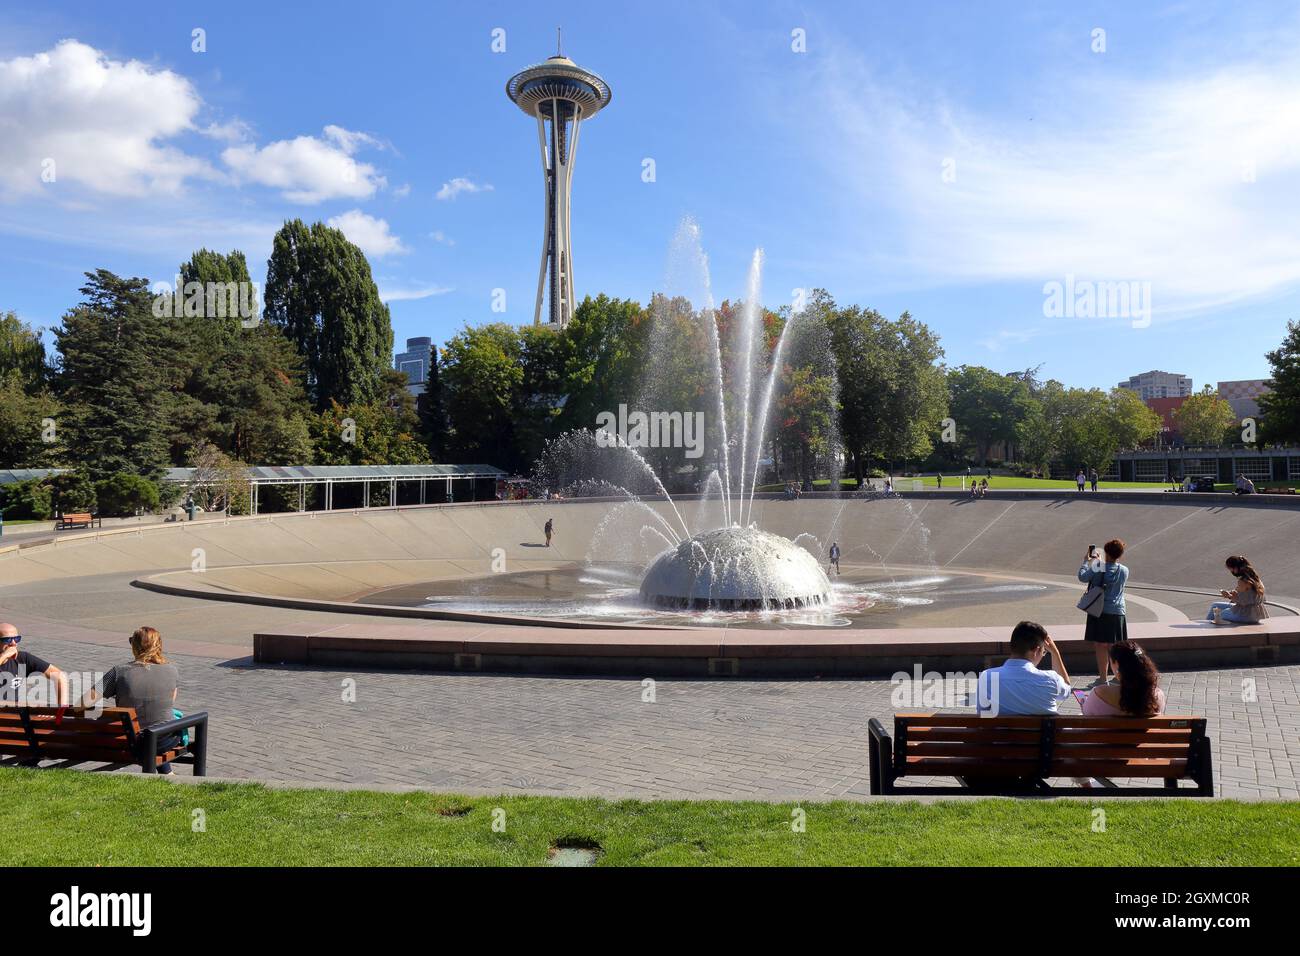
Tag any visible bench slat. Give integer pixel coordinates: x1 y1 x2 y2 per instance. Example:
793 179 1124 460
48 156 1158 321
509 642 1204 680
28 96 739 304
905 742 1190 759
904 756 1188 777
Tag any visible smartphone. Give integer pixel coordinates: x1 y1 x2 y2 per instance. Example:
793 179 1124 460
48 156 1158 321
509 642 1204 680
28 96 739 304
1073 689 1089 708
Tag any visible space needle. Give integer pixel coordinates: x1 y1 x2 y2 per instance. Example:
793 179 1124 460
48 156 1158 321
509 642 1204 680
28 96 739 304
506 32 612 326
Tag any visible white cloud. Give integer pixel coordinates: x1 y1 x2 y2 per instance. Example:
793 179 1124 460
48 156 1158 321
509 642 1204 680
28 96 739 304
0 40 215 199
435 177 492 200
377 283 453 302
392 183 411 199
429 229 455 246
322 124 386 154
223 125 386 203
819 49 1300 315
327 209 406 257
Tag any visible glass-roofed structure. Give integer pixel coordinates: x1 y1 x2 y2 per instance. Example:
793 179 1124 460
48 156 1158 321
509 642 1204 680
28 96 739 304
163 464 505 514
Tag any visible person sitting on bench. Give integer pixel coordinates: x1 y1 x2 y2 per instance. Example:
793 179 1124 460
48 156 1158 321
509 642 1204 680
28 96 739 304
82 626 182 775
977 621 1073 717
1079 641 1164 716
0 622 69 706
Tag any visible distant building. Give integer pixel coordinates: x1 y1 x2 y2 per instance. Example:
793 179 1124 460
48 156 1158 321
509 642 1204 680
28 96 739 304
1217 379 1271 421
1145 396 1188 441
394 336 434 397
1118 370 1193 400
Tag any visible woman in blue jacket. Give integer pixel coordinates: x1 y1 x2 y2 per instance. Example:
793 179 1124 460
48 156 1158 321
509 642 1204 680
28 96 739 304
1078 538 1130 684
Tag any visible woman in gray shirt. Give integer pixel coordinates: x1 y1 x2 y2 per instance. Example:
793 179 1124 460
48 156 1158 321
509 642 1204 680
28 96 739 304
85 626 180 773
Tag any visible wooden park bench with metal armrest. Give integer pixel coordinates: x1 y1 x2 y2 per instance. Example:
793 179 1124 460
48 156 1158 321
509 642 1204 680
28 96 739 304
56 512 101 530
868 713 1213 796
0 706 208 775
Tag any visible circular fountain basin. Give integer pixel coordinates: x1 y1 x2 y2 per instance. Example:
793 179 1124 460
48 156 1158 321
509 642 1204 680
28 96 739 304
639 527 832 610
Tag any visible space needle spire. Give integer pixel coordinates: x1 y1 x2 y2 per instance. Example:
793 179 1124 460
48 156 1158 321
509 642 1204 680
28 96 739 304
506 38 612 326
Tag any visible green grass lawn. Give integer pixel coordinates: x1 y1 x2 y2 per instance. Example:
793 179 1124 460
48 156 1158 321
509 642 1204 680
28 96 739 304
760 476 1300 493
760 476 1160 491
4 769 1297 866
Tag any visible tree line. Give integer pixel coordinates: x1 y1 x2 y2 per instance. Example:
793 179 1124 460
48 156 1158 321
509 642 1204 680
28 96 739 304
4 221 1300 516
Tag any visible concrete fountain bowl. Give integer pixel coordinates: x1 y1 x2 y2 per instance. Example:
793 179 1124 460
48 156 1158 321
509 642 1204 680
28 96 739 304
638 526 832 611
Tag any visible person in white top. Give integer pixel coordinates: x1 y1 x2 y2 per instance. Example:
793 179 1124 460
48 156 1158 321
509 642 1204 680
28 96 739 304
977 621 1073 717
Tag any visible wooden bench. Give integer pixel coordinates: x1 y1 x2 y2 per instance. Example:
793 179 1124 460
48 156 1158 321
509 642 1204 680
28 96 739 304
868 713 1213 796
0 706 208 775
56 512 101 530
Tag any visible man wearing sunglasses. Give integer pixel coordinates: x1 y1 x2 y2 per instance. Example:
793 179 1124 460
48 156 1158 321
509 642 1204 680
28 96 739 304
0 622 69 706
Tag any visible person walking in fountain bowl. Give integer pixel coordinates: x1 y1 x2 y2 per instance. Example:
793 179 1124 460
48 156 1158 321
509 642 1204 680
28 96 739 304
828 541 841 576
1078 539 1130 684
544 517 554 548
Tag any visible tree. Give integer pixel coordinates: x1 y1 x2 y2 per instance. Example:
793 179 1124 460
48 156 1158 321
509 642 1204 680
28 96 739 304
263 219 393 410
515 324 568 468
1109 387 1164 449
0 313 61 468
439 323 526 469
53 271 173 480
0 477 53 520
555 294 648 433
1 310 50 389
309 398 431 467
1052 388 1118 473
1174 387 1238 446
185 441 251 515
49 468 97 513
827 294 946 482
946 365 1033 465
0 377 61 468
1260 319 1300 444
96 472 161 516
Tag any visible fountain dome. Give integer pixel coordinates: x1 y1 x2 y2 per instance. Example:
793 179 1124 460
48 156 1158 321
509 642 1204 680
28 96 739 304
639 527 832 611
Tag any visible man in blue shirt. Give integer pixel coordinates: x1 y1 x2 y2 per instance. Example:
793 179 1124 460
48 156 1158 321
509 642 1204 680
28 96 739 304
977 621 1073 717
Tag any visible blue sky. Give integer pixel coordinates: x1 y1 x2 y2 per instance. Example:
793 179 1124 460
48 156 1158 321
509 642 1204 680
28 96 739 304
2 0 1299 390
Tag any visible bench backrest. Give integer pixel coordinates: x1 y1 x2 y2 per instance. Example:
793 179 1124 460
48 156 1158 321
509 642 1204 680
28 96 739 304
61 512 92 521
0 706 143 762
892 713 1207 779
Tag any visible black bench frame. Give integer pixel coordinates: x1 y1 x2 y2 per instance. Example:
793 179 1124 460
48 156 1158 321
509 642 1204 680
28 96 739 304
7 707 209 775
868 714 1214 797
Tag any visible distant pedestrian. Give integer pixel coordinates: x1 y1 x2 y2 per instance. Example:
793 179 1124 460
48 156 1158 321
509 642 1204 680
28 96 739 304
1075 469 1086 492
544 517 554 547
1089 468 1099 492
979 477 989 497
936 474 943 489
828 541 841 576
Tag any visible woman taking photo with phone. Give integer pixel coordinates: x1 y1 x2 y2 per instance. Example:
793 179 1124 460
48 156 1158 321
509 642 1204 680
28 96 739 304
1078 538 1130 684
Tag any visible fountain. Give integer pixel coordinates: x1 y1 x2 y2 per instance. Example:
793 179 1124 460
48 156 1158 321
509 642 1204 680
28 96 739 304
639 527 831 610
546 220 838 613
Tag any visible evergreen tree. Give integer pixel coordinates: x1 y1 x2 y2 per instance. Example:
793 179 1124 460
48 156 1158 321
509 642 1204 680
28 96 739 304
263 219 394 410
53 271 172 480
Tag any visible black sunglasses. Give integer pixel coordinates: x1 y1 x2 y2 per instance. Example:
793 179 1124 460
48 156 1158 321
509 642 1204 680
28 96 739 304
1 635 20 644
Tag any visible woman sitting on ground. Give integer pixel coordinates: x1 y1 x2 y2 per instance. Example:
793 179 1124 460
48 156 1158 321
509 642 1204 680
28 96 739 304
82 626 181 774
1081 641 1165 716
1207 556 1270 625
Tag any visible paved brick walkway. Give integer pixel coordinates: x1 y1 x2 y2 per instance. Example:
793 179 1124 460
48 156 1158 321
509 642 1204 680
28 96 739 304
5 635 1298 799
